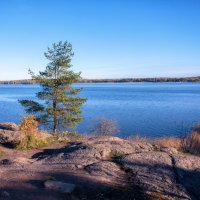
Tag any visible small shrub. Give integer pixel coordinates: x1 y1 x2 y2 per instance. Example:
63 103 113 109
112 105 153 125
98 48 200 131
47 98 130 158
17 115 56 150
19 115 39 136
183 131 200 154
17 134 56 150
56 131 80 143
90 118 120 136
57 131 80 138
67 131 80 138
181 124 200 155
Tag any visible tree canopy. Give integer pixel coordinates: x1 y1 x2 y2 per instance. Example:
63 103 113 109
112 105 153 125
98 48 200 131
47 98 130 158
19 41 87 133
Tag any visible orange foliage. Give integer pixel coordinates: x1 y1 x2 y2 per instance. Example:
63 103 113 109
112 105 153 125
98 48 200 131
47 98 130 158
19 115 39 136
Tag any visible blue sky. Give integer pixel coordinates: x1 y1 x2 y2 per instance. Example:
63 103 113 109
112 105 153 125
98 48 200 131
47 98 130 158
0 0 200 80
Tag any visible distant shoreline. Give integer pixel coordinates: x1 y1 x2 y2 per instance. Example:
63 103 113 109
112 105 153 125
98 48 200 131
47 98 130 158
0 76 200 84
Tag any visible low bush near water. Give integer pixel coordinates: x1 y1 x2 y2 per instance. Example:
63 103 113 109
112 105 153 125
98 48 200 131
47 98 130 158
16 116 81 150
183 129 200 155
17 134 56 150
90 118 120 136
17 116 56 150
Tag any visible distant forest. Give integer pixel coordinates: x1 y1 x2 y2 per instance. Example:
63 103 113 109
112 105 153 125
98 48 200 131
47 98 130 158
0 77 200 84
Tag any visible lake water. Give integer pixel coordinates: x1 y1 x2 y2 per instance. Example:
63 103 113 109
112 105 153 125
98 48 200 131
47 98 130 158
0 83 200 138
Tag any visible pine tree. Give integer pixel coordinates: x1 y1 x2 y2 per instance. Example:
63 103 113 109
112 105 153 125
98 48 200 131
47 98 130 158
19 41 87 133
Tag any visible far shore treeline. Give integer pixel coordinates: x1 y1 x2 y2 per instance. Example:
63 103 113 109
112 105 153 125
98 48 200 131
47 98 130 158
1 76 200 84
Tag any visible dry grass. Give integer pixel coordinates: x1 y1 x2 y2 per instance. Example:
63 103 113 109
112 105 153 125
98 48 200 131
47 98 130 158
132 124 200 155
153 132 200 155
183 131 200 154
129 135 184 151
127 135 152 143
153 137 183 150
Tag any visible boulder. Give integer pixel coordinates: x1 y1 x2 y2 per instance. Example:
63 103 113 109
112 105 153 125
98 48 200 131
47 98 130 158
0 122 23 147
0 129 24 147
0 122 19 131
44 180 76 193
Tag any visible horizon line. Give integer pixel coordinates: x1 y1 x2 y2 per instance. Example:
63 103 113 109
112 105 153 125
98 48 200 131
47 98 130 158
0 75 200 82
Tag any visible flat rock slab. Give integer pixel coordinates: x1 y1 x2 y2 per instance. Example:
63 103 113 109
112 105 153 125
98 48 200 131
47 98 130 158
173 154 200 199
38 136 154 170
87 136 154 155
85 161 127 184
39 143 100 170
122 152 190 200
44 180 76 193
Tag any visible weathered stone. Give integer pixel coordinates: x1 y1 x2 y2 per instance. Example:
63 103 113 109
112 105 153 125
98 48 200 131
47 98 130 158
85 161 126 184
160 147 179 154
121 152 190 200
0 129 24 146
87 136 154 154
39 131 53 140
39 136 154 169
100 149 111 159
173 154 200 199
0 122 19 131
12 157 34 166
44 180 76 193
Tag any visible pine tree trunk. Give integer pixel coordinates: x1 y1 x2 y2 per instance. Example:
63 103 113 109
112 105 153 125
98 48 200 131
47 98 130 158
53 99 57 133
53 68 58 134
53 83 58 133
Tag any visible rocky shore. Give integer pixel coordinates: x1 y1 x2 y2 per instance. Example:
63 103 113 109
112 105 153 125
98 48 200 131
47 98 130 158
0 123 200 200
